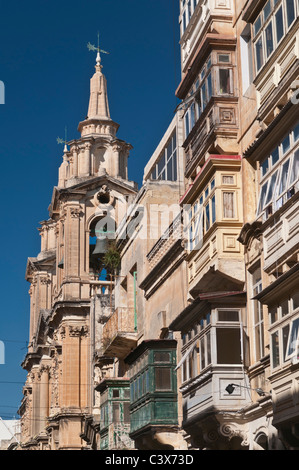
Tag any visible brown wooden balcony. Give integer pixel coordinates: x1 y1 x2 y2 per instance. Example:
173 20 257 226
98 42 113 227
102 307 138 358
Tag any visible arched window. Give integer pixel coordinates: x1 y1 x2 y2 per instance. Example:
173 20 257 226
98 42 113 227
89 216 116 277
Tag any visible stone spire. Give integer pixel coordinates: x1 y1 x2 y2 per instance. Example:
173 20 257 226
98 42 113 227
87 51 110 119
78 49 119 138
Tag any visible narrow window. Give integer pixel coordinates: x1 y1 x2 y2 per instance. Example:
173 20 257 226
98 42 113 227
278 159 290 195
255 36 264 71
219 69 231 94
216 328 242 364
155 368 171 390
287 318 299 358
289 150 299 185
240 24 254 92
275 6 284 43
223 192 235 218
271 331 280 368
286 0 295 27
265 22 274 57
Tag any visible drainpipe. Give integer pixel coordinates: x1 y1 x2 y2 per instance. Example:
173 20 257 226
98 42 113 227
133 271 137 332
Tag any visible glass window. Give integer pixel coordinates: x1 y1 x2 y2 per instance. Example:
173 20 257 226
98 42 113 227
154 352 171 363
282 135 291 154
219 69 231 94
254 15 262 36
113 403 120 422
269 306 278 324
255 36 264 71
112 389 120 398
264 171 278 206
216 328 242 364
205 204 210 231
294 123 299 142
287 318 299 357
271 331 280 368
218 310 239 321
278 159 290 195
286 0 295 27
155 368 171 390
293 292 299 311
271 147 279 166
263 0 271 21
207 73 212 101
123 402 130 423
261 158 269 176
290 150 299 185
275 6 284 43
219 54 230 63
265 22 274 57
283 324 290 361
211 195 216 224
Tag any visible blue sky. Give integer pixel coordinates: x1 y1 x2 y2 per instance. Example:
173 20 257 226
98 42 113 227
0 0 181 419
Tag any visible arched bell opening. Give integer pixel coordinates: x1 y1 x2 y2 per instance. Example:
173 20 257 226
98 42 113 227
89 215 116 279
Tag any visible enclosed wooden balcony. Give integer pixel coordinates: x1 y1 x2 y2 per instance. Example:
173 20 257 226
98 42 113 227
102 307 138 358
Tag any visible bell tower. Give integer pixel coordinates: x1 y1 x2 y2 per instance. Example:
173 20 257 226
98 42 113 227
58 43 133 187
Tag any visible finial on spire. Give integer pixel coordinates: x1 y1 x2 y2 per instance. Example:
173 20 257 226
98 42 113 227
87 33 110 70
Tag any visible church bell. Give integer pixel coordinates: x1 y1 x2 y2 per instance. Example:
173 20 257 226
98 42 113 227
91 236 108 258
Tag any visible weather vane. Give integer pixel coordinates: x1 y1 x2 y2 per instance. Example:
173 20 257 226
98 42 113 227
57 127 68 147
87 33 110 66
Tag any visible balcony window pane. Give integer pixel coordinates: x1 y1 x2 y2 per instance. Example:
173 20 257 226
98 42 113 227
294 123 299 141
219 69 231 94
155 368 171 390
286 0 295 27
271 331 280 368
265 171 278 206
216 328 242 364
113 403 120 422
201 83 207 110
205 204 210 231
207 72 212 101
282 135 291 154
154 352 171 363
269 306 278 324
281 298 289 317
255 36 264 71
219 54 230 63
263 0 271 21
123 402 130 423
261 157 269 176
287 318 299 357
265 22 274 57
275 7 284 43
157 153 165 175
200 337 205 370
206 332 211 365
278 159 290 195
271 147 279 166
290 150 299 185
223 192 235 218
218 310 239 321
283 324 290 361
212 195 216 224
293 292 299 311
254 15 262 36
185 113 190 137
167 159 173 181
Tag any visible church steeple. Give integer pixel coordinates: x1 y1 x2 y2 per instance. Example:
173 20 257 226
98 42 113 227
78 37 119 138
87 51 110 120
